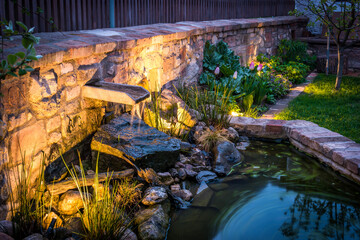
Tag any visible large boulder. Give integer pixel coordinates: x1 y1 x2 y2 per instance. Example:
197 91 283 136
135 201 171 240
91 114 181 172
213 141 242 176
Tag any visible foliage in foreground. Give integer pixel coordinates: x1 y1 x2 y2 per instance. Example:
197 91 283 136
0 20 42 81
275 74 360 143
6 154 48 239
64 155 142 240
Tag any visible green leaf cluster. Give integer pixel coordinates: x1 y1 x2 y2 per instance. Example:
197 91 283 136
0 20 42 81
277 39 316 69
200 41 243 90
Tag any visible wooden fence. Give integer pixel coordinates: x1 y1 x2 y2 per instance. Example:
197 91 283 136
0 0 295 32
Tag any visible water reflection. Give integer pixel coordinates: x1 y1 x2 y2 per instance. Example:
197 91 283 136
167 141 360 240
280 194 360 240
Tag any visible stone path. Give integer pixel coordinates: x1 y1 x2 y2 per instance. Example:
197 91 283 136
261 72 318 119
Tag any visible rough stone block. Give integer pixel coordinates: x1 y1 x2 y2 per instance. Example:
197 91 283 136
54 40 94 60
345 158 360 175
32 44 65 68
63 75 77 87
230 117 256 133
46 116 61 133
265 120 286 133
29 70 58 103
60 62 74 75
95 42 117 53
298 131 352 151
2 80 27 114
333 150 360 167
49 132 62 144
9 121 47 164
7 111 33 132
65 100 81 115
317 141 358 159
66 86 81 102
244 119 269 137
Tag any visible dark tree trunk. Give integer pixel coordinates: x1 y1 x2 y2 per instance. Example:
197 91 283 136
335 47 345 90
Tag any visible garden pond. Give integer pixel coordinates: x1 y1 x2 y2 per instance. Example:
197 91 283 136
167 140 360 240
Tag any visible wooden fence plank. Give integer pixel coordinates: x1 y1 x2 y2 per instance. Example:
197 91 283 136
2 0 295 33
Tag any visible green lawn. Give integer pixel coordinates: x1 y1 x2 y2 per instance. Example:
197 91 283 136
275 74 360 143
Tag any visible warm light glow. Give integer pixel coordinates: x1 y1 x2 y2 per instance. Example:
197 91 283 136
231 111 240 117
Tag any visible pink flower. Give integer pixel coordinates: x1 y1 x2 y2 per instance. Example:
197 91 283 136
214 66 220 75
257 64 263 71
233 71 238 79
249 61 255 70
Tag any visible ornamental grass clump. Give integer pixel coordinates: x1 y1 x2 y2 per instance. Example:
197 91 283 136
6 153 50 239
197 129 227 152
63 153 141 240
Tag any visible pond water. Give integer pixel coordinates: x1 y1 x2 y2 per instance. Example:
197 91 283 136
167 141 360 240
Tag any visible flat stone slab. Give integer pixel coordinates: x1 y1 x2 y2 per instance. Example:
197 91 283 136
91 114 181 172
83 81 149 105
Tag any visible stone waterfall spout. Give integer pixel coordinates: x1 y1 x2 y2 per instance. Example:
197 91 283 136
82 81 150 105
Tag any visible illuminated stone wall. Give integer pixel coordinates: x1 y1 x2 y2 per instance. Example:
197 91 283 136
0 16 308 217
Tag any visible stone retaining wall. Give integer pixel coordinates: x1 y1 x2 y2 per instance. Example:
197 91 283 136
0 16 308 171
0 16 308 215
230 117 360 185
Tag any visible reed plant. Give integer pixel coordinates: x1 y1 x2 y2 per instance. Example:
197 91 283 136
176 83 233 129
6 152 49 239
63 152 140 240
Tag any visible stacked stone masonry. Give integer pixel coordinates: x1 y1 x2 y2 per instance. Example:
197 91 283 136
230 117 360 185
0 16 308 178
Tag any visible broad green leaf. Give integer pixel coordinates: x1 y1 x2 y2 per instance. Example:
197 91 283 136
27 55 38 61
18 69 27 76
16 21 28 31
7 71 18 77
15 52 26 59
7 54 18 65
22 38 33 49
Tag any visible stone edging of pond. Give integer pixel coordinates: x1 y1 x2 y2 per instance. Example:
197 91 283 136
230 117 360 185
261 72 318 119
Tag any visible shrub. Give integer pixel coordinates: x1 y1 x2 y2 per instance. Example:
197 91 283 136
277 39 316 69
266 75 292 103
275 61 310 84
